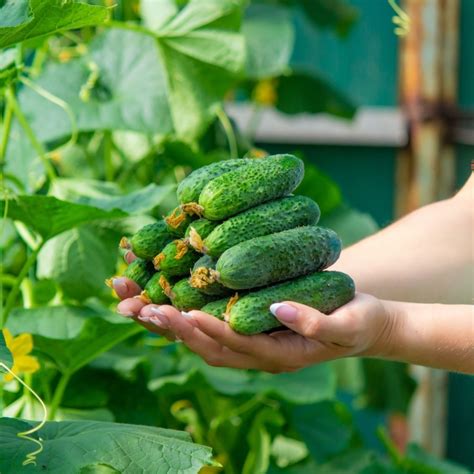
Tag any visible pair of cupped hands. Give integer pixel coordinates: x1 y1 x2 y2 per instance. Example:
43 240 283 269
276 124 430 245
115 251 392 373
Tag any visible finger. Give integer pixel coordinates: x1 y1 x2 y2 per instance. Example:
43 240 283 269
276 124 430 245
148 306 259 369
113 277 141 300
117 297 145 317
137 304 178 341
269 301 356 345
189 310 282 358
124 251 137 264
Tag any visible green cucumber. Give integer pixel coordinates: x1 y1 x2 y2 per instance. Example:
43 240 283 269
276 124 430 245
215 226 341 290
124 258 154 289
198 195 320 257
200 295 239 321
153 239 200 277
141 272 173 305
229 271 355 334
170 279 219 311
120 221 172 260
199 154 304 220
177 158 253 204
184 218 219 241
164 206 196 237
190 255 232 296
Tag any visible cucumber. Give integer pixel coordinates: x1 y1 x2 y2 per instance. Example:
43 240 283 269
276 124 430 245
169 279 219 312
120 221 172 260
123 258 154 289
190 255 232 296
184 218 219 241
153 239 200 277
140 272 173 305
200 298 229 320
164 206 196 237
197 196 320 257
199 154 304 220
177 158 254 204
229 271 355 334
215 226 341 290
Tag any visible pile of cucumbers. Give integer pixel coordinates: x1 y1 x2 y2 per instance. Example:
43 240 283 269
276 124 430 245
113 154 355 335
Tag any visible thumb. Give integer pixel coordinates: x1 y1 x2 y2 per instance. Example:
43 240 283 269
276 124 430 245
269 301 350 343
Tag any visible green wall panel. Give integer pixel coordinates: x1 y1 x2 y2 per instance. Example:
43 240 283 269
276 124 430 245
290 0 399 107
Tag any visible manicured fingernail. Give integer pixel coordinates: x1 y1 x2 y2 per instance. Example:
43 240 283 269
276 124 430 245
181 311 194 320
116 307 135 317
138 314 151 323
113 277 127 293
124 251 134 264
149 306 169 329
270 303 298 322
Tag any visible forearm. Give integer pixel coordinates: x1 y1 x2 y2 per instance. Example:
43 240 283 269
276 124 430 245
372 300 474 373
330 193 473 303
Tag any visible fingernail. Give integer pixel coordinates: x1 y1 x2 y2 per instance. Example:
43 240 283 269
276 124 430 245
269 303 298 323
116 307 135 317
138 314 151 323
113 277 127 293
181 311 194 320
149 306 169 329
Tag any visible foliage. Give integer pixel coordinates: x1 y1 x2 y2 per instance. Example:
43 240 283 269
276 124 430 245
0 0 463 473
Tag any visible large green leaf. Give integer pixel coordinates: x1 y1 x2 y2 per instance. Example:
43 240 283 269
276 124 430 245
402 444 469 474
37 227 116 301
0 195 126 240
276 71 356 119
0 331 13 370
290 401 354 462
0 417 214 474
50 179 176 214
243 4 294 79
0 0 109 49
150 353 336 404
6 306 143 374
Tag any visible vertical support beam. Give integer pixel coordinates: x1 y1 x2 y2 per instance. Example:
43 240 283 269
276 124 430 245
397 0 460 458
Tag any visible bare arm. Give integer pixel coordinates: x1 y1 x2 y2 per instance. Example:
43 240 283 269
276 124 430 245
331 174 473 304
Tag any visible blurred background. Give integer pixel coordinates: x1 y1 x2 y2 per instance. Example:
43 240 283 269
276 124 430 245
1 0 472 472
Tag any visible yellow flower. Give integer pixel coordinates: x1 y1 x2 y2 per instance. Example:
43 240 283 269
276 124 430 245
3 329 40 382
253 79 278 106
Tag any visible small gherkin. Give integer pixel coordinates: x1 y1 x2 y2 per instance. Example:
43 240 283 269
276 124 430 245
189 255 232 297
153 239 200 277
169 279 219 312
123 258 154 289
164 206 196 237
140 272 173 305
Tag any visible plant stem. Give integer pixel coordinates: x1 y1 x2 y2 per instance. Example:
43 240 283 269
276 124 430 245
103 130 114 181
0 87 14 170
5 88 56 182
1 241 43 328
48 372 71 421
216 105 238 159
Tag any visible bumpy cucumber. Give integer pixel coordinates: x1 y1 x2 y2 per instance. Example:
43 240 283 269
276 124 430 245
190 255 232 296
229 271 355 334
184 218 219 240
198 196 320 258
164 206 196 237
120 221 173 260
177 159 253 204
215 226 341 290
200 298 229 320
124 258 154 289
153 239 200 277
199 154 304 220
169 279 218 311
141 272 173 305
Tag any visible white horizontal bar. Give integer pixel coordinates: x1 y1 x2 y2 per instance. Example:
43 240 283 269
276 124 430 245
226 103 408 147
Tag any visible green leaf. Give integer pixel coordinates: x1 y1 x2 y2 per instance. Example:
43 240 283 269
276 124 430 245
0 417 214 474
6 306 143 374
151 353 336 404
320 205 379 247
290 401 354 462
0 47 19 89
0 195 126 240
0 0 109 49
243 4 294 79
271 435 309 468
276 71 356 119
297 0 359 37
37 227 116 301
0 330 13 370
402 444 470 474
